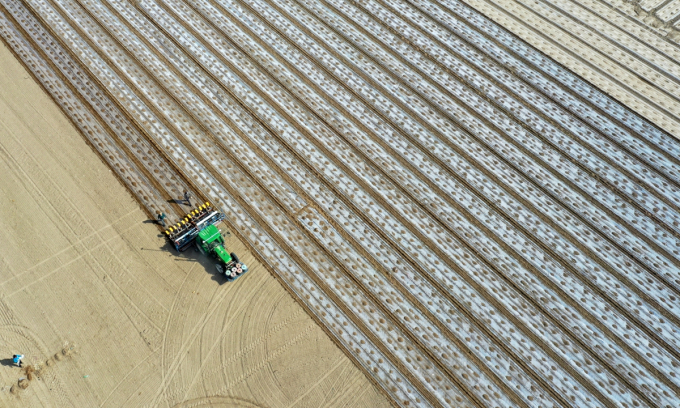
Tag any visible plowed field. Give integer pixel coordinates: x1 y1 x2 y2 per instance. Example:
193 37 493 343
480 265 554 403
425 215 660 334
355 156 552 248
1 0 679 406
0 38 389 407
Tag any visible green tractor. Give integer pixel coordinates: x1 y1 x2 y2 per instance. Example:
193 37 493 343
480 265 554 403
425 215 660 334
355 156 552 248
195 224 248 280
165 202 248 281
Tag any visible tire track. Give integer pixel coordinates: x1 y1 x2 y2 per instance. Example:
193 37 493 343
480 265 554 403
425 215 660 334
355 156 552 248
127 0 680 404
139 3 559 406
4 0 680 405
2 3 428 405
163 0 680 402
211 0 680 356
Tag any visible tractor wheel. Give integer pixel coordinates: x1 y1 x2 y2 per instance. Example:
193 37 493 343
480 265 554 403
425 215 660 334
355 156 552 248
196 241 206 255
216 264 224 275
230 252 240 263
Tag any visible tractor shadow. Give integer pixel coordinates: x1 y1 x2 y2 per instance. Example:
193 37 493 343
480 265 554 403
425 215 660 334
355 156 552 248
158 241 230 285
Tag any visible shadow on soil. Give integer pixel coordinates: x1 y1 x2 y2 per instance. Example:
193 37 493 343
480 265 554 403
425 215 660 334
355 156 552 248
139 219 234 285
0 359 17 367
154 240 231 285
167 198 190 206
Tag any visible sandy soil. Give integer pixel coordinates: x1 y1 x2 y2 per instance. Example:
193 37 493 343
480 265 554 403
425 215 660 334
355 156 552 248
3 0 679 404
0 39 390 408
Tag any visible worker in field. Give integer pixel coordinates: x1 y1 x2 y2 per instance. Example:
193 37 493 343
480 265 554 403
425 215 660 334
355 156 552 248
157 212 167 227
183 191 192 207
12 354 23 368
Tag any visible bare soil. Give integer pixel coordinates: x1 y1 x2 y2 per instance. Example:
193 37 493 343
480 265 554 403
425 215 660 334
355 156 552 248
0 40 389 408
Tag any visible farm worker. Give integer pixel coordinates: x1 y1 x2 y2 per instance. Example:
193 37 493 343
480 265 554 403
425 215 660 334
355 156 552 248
12 354 23 368
183 191 192 206
157 212 167 227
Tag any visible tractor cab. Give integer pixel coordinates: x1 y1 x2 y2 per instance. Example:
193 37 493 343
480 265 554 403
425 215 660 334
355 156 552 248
194 223 247 280
196 224 225 255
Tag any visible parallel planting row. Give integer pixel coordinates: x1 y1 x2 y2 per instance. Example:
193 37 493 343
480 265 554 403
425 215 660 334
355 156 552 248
1 0 679 406
458 0 680 134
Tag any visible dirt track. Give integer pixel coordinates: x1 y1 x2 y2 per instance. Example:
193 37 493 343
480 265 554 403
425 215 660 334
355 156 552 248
1 0 680 406
0 39 389 407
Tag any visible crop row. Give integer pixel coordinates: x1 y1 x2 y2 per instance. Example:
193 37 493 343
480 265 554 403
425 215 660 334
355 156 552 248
0 5 177 220
3 0 680 405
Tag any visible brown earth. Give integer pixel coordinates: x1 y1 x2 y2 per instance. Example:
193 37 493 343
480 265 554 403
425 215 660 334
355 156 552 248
0 39 390 408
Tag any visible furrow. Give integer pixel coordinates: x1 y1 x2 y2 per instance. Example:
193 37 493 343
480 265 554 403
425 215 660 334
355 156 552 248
4 0 192 223
24 0 472 403
225 0 680 332
4 0 680 405
370 0 680 211
293 0 680 269
457 0 680 134
69 0 307 218
0 1 174 220
429 0 680 161
142 1 680 405
518 0 680 98
406 0 680 187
